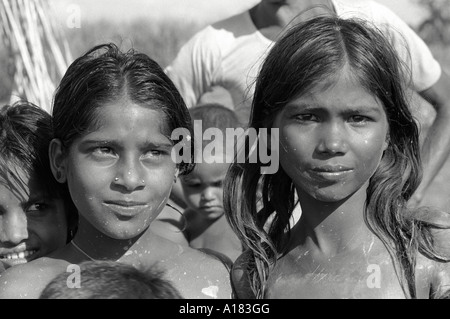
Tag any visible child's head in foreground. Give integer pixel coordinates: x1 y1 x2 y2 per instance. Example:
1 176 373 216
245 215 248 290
39 260 183 299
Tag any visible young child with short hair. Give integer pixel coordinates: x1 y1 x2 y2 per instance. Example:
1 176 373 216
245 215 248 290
0 102 77 274
180 103 244 264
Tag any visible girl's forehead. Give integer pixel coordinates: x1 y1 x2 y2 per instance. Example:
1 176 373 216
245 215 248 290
93 100 170 132
311 65 362 93
77 101 172 145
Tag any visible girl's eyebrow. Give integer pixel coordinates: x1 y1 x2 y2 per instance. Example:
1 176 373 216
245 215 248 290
342 107 383 115
80 139 174 149
181 177 200 183
285 102 383 114
28 188 51 202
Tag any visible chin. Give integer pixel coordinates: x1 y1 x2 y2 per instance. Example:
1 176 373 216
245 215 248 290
199 208 224 218
103 225 150 240
309 190 352 203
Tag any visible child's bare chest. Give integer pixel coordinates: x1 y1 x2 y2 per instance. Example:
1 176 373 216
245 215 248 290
266 248 406 299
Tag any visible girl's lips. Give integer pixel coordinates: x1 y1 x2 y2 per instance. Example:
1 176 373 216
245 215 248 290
199 205 224 213
309 169 353 182
104 200 147 207
102 202 149 218
312 164 353 172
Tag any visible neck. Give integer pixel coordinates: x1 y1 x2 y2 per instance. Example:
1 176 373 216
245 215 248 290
72 215 146 261
293 182 375 257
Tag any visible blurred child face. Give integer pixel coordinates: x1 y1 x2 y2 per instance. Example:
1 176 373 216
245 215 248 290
56 99 178 240
273 67 389 203
181 151 230 220
0 168 68 271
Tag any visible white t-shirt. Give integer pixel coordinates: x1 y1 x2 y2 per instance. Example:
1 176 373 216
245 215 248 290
165 0 441 123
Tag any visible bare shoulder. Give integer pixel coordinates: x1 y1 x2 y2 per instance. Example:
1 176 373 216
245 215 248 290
163 245 233 299
178 246 231 277
0 257 70 299
412 208 450 298
414 208 450 256
231 250 256 298
416 253 450 299
431 260 450 299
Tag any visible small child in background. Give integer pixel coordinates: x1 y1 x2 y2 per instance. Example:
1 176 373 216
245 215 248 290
180 103 244 264
0 102 77 274
39 260 183 299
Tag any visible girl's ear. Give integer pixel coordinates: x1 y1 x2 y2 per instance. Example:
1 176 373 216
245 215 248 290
49 138 67 183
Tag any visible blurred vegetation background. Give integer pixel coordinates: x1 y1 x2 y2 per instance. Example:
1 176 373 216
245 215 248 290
0 15 200 105
0 0 449 106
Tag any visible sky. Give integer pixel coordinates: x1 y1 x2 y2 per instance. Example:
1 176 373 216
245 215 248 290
48 0 427 28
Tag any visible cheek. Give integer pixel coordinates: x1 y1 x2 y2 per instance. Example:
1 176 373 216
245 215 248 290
67 160 110 195
67 171 96 205
182 187 201 208
279 132 312 171
355 135 387 172
150 166 177 192
30 216 68 247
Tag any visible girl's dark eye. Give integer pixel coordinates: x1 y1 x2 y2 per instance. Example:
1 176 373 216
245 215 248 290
142 149 170 162
93 147 114 155
148 150 162 157
295 114 318 122
26 202 49 216
349 115 370 124
212 181 223 188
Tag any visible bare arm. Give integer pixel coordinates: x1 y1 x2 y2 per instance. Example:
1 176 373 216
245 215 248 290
410 70 450 207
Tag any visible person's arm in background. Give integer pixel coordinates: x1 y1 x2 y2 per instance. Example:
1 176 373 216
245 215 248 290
164 26 222 108
412 70 450 206
369 1 450 206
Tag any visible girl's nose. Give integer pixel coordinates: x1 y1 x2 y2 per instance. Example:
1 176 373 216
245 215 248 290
201 187 217 201
316 122 348 155
113 158 146 191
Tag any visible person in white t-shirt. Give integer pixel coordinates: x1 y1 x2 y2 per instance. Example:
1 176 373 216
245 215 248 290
165 0 450 207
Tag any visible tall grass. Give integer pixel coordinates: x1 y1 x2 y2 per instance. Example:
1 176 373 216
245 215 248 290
0 0 72 113
64 17 201 68
0 9 200 108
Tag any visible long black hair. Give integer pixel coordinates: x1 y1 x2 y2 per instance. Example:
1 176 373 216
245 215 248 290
224 15 449 298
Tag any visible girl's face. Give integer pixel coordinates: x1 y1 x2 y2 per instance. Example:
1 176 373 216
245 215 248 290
0 169 67 270
58 99 177 240
273 69 389 202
